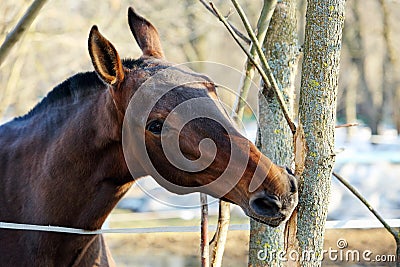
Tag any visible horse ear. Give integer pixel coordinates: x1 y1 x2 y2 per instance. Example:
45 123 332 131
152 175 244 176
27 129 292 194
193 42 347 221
128 7 164 59
88 25 124 86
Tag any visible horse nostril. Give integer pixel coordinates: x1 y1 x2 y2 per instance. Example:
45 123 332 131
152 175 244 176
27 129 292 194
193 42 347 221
250 193 282 217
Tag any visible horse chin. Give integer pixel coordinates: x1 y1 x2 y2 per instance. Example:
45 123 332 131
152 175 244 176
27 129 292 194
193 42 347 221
219 197 292 227
247 212 287 227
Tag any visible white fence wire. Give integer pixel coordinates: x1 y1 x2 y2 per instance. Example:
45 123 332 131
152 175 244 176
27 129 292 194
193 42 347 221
1 219 399 235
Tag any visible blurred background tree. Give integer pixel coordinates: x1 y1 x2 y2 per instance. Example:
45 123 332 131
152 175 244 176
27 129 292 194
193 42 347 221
1 0 400 266
0 0 260 120
2 0 400 138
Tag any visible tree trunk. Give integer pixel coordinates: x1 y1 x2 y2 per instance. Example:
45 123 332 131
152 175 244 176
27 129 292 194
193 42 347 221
341 4 361 141
344 68 357 142
183 0 207 72
379 0 397 135
344 0 382 135
395 86 400 134
296 1 345 266
248 1 298 266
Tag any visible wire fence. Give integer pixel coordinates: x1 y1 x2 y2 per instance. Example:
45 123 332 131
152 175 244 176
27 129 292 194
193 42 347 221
1 219 399 235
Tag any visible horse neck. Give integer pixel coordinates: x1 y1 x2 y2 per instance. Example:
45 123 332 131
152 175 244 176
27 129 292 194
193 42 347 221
0 88 133 230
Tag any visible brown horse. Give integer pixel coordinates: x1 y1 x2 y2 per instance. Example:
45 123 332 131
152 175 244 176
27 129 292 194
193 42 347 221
0 7 297 266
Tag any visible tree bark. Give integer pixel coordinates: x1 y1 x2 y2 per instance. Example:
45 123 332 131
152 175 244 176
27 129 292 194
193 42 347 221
248 1 298 266
296 1 345 266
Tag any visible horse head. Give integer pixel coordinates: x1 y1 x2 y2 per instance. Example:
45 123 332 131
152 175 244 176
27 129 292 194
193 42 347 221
88 7 297 227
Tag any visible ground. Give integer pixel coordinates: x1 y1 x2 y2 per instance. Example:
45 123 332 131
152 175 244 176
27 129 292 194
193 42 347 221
104 228 397 267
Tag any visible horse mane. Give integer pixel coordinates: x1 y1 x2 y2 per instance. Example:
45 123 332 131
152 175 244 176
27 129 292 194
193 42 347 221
14 58 144 121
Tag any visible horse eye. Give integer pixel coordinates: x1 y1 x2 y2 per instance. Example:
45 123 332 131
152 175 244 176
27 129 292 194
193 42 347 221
146 120 164 135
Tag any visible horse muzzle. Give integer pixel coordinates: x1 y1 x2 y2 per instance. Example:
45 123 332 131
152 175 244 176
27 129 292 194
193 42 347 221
247 172 298 227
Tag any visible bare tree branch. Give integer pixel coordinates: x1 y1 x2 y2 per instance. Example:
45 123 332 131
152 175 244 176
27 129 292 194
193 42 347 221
335 123 358 128
200 193 209 267
198 0 250 45
210 200 230 267
230 0 296 135
210 1 296 135
0 0 49 66
232 0 277 122
332 172 399 243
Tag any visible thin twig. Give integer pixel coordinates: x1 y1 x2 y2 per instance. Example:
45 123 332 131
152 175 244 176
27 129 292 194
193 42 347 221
232 0 277 122
200 193 210 267
209 3 272 90
210 200 230 267
211 0 295 135
198 0 251 44
0 0 49 66
335 123 359 128
332 172 399 243
230 0 296 135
